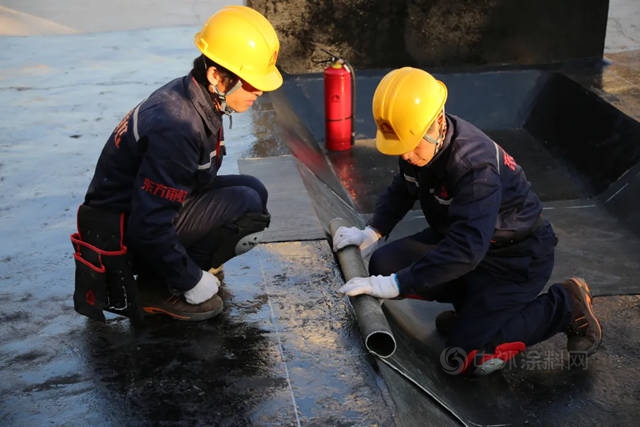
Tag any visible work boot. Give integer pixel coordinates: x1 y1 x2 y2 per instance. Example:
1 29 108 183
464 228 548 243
560 277 602 355
435 310 457 336
139 286 223 321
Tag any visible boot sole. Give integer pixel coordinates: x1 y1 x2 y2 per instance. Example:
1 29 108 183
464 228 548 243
142 306 223 321
141 296 224 322
567 277 602 355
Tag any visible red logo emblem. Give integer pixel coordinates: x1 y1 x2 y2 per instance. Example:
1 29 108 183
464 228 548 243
438 185 449 199
379 122 394 135
85 290 96 306
113 109 133 148
502 149 517 172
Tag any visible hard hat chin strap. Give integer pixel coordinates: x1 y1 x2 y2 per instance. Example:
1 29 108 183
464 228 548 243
203 56 242 117
423 134 439 145
211 78 242 115
210 78 243 129
423 108 447 154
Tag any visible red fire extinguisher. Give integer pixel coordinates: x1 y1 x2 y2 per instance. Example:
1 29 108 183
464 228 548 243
324 55 354 151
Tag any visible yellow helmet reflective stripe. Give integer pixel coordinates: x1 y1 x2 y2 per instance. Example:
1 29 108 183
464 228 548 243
372 67 448 155
194 6 283 92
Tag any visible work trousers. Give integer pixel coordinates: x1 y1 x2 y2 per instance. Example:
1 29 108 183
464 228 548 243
175 174 268 269
369 223 572 353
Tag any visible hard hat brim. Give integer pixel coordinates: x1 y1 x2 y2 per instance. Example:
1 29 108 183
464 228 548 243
375 130 421 156
245 66 283 92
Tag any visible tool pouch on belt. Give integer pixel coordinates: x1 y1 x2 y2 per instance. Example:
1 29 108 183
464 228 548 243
70 204 139 322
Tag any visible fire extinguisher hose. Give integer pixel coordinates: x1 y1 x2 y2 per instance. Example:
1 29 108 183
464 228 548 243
342 61 356 146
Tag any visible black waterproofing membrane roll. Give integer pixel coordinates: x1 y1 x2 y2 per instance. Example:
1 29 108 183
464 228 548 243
330 218 397 358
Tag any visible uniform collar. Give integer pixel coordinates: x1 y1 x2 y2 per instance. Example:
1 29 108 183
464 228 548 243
431 114 453 164
186 72 222 132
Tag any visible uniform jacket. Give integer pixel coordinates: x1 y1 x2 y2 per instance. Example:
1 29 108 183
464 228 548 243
369 114 548 296
84 73 224 290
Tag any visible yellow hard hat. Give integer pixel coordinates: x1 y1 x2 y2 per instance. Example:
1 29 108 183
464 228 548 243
372 67 448 155
194 6 282 92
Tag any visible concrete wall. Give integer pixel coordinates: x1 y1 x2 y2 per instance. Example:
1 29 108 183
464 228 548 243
248 0 609 74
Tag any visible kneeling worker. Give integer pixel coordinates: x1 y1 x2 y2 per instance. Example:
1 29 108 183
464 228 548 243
332 67 602 375
71 6 281 322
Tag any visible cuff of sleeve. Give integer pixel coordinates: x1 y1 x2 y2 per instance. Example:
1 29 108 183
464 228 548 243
188 269 204 291
391 273 400 293
170 261 204 292
395 268 415 296
367 221 390 238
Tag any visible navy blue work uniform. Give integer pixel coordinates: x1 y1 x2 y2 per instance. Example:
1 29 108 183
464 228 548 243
368 114 572 353
83 73 268 292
